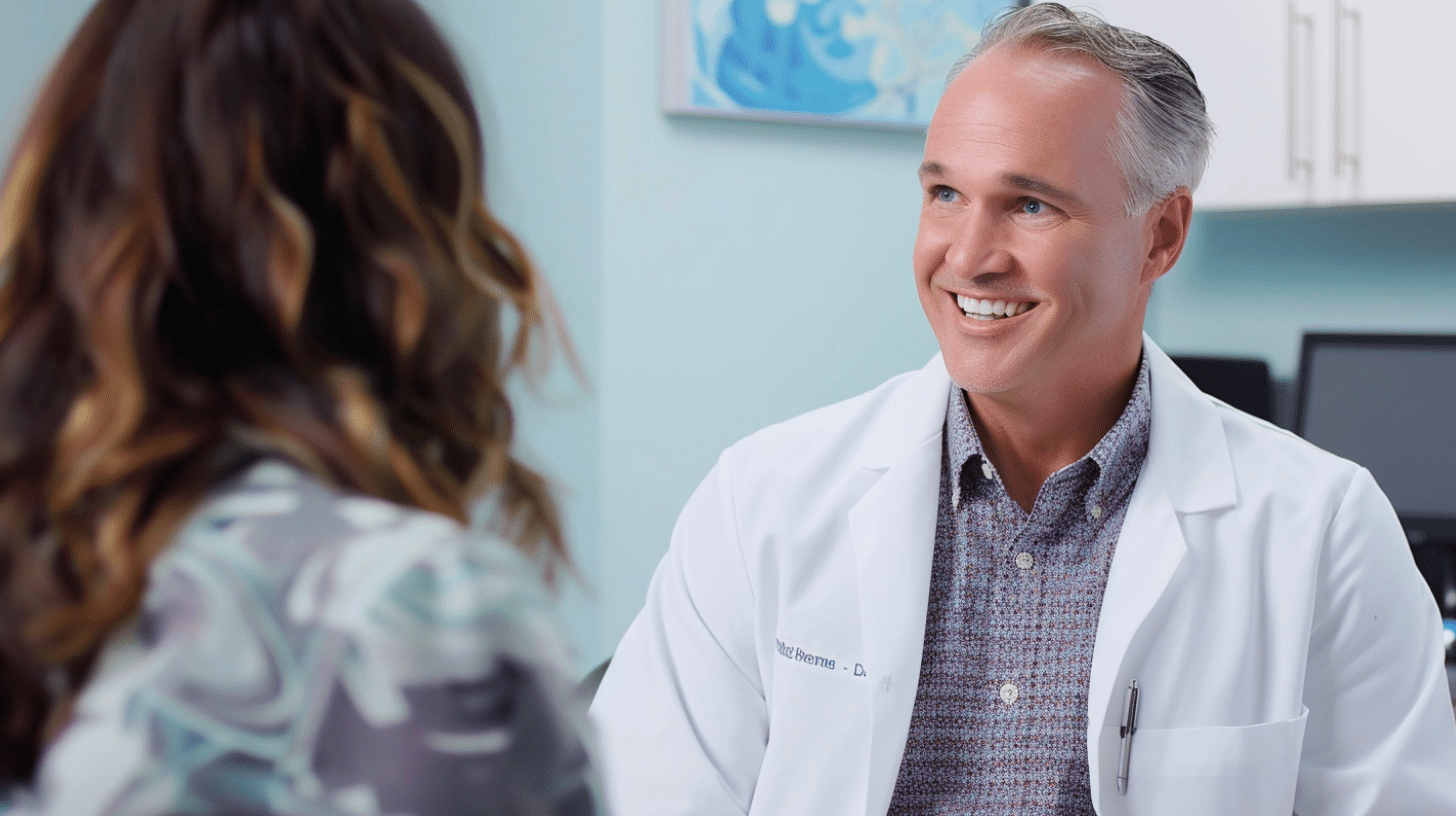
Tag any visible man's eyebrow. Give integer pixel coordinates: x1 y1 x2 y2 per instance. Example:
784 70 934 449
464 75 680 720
1004 173 1087 208
920 164 1089 208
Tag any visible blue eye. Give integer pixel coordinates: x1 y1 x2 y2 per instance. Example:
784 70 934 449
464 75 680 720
1022 199 1045 215
934 187 957 203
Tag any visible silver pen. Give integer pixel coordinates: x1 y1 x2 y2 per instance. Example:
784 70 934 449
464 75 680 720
1117 679 1140 794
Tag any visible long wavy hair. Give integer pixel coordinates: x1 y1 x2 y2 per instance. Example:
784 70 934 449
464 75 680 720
0 0 570 780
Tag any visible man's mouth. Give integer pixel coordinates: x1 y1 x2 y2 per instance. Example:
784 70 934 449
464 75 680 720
956 294 1036 321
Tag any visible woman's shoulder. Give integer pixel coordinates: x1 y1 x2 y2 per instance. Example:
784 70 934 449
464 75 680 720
152 457 576 712
175 459 555 622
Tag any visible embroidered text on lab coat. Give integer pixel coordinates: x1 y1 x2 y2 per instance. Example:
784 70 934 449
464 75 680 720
775 638 867 676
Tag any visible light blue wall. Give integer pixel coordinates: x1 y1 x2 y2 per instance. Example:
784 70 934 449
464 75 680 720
0 0 93 148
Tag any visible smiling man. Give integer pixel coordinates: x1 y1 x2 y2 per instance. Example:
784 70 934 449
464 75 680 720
590 5 1456 815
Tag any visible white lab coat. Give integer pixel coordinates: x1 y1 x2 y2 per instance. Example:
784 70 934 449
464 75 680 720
591 337 1456 816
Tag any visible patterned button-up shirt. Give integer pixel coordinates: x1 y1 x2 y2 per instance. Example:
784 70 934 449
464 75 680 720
887 354 1152 815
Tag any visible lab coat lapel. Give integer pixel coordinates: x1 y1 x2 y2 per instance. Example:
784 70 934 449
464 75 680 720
848 355 950 816
1086 338 1238 804
1085 467 1185 803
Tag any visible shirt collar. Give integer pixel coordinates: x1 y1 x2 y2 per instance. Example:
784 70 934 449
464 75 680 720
945 350 1153 506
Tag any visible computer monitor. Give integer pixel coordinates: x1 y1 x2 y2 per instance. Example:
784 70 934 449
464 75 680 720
1294 333 1456 545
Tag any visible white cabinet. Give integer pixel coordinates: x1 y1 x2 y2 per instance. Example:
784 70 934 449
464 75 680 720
1031 0 1456 210
1357 0 1456 204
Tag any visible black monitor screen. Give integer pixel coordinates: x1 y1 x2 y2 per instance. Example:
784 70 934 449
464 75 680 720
1295 334 1456 540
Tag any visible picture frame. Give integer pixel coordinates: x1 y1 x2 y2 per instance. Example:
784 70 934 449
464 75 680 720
661 0 1029 131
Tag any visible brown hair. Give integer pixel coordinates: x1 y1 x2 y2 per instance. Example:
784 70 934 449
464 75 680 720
0 0 570 780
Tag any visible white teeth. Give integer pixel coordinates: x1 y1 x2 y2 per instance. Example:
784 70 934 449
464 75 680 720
957 294 1033 319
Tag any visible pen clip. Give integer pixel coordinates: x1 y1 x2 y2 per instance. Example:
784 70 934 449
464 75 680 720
1120 679 1139 737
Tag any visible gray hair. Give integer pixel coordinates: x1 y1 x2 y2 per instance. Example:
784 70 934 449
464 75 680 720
948 3 1215 215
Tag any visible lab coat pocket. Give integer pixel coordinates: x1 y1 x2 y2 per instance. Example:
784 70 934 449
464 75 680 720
1098 708 1308 816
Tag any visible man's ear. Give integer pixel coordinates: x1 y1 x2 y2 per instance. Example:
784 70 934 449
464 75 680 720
1141 187 1193 285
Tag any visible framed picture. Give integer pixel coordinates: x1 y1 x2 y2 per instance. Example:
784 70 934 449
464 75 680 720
662 0 1030 131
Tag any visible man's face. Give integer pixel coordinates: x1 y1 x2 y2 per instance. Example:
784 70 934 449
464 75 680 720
916 44 1164 401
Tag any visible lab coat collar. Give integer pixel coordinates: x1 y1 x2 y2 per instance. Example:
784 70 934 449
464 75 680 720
1139 334 1239 513
848 411 942 816
852 353 952 472
1086 335 1239 804
846 355 949 815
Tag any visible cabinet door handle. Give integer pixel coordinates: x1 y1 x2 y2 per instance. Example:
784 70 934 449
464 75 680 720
1287 3 1297 181
1287 3 1315 186
1334 2 1362 184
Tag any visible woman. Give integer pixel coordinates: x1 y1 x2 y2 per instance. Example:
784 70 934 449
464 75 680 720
0 0 598 813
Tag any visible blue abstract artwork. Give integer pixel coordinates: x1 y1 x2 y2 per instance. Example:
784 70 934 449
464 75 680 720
663 0 1021 129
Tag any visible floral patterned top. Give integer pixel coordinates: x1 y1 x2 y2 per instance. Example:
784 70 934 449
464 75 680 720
6 459 601 816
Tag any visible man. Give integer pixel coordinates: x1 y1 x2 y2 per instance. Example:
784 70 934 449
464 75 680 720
590 5 1456 815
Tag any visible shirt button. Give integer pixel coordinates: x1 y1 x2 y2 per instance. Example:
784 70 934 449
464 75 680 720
1015 552 1034 571
1091 504 1103 520
999 682 1019 705
981 461 993 480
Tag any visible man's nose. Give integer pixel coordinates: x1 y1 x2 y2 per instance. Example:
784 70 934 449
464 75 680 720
943 206 1014 279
